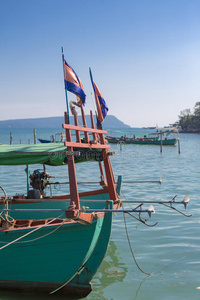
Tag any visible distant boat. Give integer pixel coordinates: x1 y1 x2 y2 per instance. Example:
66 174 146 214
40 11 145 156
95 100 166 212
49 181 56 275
106 129 179 146
38 132 65 143
106 136 177 145
38 138 52 143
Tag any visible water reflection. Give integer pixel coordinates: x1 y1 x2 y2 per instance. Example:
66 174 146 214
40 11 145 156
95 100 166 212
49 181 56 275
86 240 128 300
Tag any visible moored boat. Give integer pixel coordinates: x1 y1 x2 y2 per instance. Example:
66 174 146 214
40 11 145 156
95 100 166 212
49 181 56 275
0 51 122 297
38 132 65 143
106 129 179 146
0 115 122 296
106 136 177 145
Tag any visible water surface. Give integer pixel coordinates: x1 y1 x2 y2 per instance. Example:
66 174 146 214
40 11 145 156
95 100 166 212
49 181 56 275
0 129 199 300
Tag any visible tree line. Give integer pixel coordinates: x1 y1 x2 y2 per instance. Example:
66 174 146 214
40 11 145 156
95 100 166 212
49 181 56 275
174 101 200 132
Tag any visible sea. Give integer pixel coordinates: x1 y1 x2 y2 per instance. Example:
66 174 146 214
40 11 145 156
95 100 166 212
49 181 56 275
0 127 200 300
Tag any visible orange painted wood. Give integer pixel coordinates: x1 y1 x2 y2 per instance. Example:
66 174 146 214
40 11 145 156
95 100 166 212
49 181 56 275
64 141 110 149
98 161 106 185
102 150 117 200
62 124 107 134
64 112 80 210
65 210 93 224
97 132 117 201
81 106 89 143
74 114 81 143
90 110 97 143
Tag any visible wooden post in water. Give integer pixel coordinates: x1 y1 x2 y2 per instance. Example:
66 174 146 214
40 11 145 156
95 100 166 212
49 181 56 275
34 128 37 144
178 138 180 154
160 131 162 153
10 132 13 145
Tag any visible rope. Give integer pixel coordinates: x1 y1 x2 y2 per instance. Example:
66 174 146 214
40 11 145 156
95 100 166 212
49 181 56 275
50 267 81 295
121 190 147 223
121 189 196 277
1 216 65 245
122 202 151 276
150 249 198 275
0 185 15 225
18 220 65 243
0 185 7 200
50 215 102 295
50 219 100 295
0 213 65 251
0 185 7 221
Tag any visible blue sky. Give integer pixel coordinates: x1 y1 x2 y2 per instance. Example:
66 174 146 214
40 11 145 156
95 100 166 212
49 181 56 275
0 0 200 127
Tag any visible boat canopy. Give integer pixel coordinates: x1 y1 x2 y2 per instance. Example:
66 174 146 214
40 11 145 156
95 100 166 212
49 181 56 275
0 143 102 166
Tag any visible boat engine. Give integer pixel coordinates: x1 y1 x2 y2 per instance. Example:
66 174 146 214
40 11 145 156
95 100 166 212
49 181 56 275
28 167 53 199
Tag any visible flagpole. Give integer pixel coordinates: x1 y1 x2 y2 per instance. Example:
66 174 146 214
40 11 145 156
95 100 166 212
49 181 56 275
61 47 70 124
89 68 97 121
89 67 103 129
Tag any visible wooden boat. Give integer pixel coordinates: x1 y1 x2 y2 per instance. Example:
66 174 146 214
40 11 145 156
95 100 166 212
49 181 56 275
106 128 179 146
106 136 177 145
38 138 52 143
0 51 123 297
38 132 65 143
0 109 122 297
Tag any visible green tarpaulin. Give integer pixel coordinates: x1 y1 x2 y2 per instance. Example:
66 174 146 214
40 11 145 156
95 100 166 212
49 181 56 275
0 143 102 166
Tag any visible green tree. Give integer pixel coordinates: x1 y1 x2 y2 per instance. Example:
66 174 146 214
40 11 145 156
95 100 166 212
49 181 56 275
178 109 191 131
177 102 200 131
194 101 200 116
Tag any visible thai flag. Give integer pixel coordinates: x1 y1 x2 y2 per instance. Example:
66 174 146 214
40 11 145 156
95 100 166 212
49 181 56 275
89 68 108 127
62 53 86 105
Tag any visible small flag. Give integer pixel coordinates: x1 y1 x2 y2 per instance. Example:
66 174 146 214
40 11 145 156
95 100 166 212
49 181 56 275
62 53 86 105
89 68 108 126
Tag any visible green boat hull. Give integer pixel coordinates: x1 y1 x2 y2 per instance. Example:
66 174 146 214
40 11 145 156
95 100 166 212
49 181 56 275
106 137 177 145
0 202 113 297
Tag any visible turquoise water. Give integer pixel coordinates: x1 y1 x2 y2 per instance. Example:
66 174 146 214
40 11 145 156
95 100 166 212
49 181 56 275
0 128 200 300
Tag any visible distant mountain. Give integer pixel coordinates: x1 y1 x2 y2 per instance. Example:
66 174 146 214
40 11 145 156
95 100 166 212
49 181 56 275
0 115 130 129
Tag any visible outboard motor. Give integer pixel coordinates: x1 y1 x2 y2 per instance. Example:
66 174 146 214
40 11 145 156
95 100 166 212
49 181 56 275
27 167 53 199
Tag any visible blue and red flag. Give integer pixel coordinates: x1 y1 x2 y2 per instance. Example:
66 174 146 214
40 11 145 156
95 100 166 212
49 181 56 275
62 52 86 105
89 68 108 127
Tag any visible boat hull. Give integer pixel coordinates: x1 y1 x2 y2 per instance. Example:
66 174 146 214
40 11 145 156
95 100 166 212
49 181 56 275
0 206 113 297
106 137 177 145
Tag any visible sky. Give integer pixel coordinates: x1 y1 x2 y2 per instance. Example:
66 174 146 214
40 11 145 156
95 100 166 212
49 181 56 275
0 0 200 128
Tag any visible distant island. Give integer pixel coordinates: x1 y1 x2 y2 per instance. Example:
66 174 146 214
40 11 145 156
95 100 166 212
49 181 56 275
173 101 200 133
0 115 130 129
